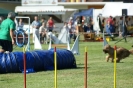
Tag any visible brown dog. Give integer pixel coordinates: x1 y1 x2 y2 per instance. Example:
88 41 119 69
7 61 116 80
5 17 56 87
103 44 133 63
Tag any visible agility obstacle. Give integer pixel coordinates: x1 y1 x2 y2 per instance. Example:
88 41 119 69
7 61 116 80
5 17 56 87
48 32 71 50
48 32 80 55
71 35 80 55
15 16 31 51
0 49 76 73
114 46 117 88
54 47 57 88
15 29 26 47
84 47 88 88
23 47 26 88
34 34 43 50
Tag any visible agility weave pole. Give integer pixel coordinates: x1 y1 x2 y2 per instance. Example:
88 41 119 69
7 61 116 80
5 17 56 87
54 47 57 88
23 47 26 88
114 46 117 88
84 47 88 88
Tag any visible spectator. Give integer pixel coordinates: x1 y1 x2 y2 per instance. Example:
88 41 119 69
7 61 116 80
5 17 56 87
106 21 113 35
68 17 74 29
74 17 80 33
118 17 123 37
32 16 41 43
89 17 94 32
18 18 24 30
106 21 115 40
63 22 68 28
47 17 55 32
112 18 117 33
39 22 47 44
40 18 46 26
83 24 90 33
107 16 113 25
0 12 16 52
122 16 128 37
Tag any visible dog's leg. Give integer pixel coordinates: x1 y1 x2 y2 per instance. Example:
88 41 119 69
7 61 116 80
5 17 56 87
116 58 120 63
106 55 110 62
111 57 114 62
112 58 120 63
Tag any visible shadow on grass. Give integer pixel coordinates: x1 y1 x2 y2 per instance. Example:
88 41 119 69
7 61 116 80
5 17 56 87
0 79 4 81
76 66 90 69
117 62 124 63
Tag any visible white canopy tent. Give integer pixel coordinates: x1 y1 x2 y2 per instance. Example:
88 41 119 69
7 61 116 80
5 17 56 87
102 3 133 17
15 6 77 15
128 5 133 16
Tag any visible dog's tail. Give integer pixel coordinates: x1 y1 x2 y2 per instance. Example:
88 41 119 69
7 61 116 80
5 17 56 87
129 45 133 55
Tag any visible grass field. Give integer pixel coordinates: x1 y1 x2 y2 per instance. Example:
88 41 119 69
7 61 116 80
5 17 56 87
0 36 133 88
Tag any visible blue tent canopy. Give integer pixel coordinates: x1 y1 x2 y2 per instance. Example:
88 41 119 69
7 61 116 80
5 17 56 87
74 8 94 18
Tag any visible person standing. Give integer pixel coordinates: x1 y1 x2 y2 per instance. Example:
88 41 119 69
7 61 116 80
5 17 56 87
118 17 123 37
0 12 16 52
40 18 46 26
89 17 94 33
32 16 41 43
122 16 128 37
47 17 55 32
107 16 113 25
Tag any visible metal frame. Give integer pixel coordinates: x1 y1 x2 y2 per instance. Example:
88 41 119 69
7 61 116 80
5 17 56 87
15 16 31 51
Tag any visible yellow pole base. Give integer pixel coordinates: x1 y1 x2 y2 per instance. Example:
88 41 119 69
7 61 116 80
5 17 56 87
106 37 110 42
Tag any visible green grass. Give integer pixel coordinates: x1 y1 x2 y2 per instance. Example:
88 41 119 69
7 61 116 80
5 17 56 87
1 37 133 88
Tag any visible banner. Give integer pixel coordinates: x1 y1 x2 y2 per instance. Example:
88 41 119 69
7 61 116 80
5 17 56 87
22 0 58 6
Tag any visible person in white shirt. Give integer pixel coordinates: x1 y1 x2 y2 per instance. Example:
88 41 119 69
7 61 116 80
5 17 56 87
39 22 47 44
32 16 41 43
